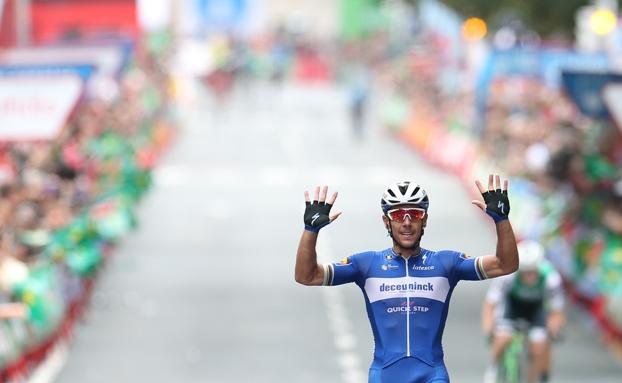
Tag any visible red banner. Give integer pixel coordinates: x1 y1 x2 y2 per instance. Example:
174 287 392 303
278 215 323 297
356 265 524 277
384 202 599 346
0 0 17 48
31 0 138 44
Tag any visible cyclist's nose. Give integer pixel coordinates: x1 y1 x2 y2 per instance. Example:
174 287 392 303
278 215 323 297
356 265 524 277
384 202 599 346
400 215 421 228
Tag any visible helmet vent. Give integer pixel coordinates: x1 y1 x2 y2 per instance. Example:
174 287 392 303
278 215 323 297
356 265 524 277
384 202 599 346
381 181 429 213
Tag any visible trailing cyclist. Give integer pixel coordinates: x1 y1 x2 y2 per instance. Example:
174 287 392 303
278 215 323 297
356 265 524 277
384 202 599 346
482 240 565 383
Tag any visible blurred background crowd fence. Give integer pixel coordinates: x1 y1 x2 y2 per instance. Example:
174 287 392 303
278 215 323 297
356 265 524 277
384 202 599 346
0 0 177 380
372 0 622 358
0 0 622 380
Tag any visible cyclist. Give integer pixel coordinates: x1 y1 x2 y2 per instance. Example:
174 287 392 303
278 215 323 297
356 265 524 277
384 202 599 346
295 174 519 383
482 240 565 383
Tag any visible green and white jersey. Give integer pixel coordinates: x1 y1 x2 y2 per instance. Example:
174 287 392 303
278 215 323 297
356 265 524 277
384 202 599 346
486 261 564 311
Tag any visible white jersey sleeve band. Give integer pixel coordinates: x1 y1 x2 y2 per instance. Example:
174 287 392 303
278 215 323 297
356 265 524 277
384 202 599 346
322 264 334 286
475 257 489 280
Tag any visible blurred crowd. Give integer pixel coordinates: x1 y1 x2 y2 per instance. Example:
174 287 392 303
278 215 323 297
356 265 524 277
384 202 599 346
376 32 622 336
483 79 622 298
0 42 174 376
196 26 386 138
197 27 334 98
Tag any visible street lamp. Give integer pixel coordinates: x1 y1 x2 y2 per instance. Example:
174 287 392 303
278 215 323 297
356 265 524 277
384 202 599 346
589 8 617 36
462 17 487 42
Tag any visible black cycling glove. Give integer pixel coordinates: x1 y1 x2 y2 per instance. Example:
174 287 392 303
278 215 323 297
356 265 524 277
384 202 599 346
481 189 510 223
304 201 333 233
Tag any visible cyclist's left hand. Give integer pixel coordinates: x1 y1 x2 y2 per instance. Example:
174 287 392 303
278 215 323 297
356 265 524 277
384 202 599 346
472 174 510 223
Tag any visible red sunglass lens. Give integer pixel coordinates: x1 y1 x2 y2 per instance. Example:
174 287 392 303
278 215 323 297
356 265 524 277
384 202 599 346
388 209 425 221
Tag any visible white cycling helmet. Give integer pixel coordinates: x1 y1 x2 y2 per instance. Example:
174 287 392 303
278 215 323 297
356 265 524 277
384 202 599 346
381 181 429 213
517 240 544 272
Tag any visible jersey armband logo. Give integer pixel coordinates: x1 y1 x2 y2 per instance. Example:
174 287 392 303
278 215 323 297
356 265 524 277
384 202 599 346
337 257 351 266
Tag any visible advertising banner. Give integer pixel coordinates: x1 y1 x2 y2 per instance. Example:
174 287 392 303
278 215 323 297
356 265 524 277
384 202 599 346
603 83 622 132
31 0 137 43
476 49 610 117
198 0 248 29
0 44 127 78
562 70 622 119
0 0 16 48
0 63 95 82
0 74 83 141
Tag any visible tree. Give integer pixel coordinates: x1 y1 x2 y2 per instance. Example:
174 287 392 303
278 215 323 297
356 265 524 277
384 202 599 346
412 0 598 38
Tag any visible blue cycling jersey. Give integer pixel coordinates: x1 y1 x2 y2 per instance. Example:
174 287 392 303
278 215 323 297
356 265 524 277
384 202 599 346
322 247 486 382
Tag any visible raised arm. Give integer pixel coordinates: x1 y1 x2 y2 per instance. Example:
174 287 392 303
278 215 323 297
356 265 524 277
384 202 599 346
295 186 341 286
472 174 519 278
295 231 323 285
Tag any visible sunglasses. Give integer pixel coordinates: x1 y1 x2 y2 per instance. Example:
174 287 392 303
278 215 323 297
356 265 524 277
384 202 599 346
386 208 426 222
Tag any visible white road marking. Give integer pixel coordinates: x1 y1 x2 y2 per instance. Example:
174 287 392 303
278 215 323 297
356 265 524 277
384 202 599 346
27 341 68 383
317 236 366 383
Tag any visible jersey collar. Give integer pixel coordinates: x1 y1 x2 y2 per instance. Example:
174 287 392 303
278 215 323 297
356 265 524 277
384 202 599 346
390 247 424 260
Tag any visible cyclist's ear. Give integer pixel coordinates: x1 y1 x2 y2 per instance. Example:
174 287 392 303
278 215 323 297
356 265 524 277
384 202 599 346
422 215 428 228
382 214 390 229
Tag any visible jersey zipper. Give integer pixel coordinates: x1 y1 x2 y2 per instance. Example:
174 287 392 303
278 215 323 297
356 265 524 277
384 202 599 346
405 256 410 357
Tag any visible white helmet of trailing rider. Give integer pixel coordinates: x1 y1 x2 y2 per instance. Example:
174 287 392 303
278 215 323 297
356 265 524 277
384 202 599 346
517 240 544 272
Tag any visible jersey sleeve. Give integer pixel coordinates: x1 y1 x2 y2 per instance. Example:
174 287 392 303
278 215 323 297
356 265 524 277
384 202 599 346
322 254 362 286
447 251 487 283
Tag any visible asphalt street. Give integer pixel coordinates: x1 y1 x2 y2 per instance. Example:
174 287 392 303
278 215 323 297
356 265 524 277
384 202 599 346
55 80 622 383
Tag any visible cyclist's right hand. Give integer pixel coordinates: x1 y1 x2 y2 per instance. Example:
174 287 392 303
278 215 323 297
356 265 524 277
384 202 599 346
303 186 341 233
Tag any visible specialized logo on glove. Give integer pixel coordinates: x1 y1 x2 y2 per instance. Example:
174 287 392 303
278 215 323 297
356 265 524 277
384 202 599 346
481 189 510 223
304 200 333 233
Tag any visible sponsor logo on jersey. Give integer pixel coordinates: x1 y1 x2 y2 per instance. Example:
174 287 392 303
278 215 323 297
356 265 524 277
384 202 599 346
460 253 471 259
336 257 351 266
381 264 399 271
385 254 394 261
412 265 435 271
364 277 451 303
380 281 434 292
386 305 430 314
